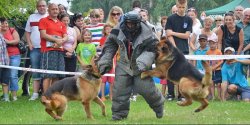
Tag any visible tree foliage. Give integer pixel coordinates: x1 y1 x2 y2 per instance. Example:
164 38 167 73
0 0 36 26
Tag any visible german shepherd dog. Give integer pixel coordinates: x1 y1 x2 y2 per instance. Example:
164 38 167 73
41 61 106 120
141 39 212 112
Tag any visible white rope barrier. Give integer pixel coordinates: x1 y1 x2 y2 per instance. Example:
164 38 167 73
0 65 115 77
0 55 249 77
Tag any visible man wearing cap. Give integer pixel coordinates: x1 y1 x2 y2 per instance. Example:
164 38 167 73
221 47 250 101
98 11 164 120
194 34 209 74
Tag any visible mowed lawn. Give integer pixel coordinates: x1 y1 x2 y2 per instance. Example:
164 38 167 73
0 77 250 124
0 94 250 124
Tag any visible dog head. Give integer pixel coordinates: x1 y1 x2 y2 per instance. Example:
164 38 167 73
81 56 101 79
156 38 175 62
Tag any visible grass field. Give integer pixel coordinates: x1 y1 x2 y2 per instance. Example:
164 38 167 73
0 94 250 124
0 77 250 124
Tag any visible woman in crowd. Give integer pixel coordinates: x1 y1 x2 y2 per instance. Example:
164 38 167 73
212 15 224 35
189 16 215 55
157 16 167 40
72 13 85 42
218 12 244 54
59 13 77 76
106 6 123 27
187 7 202 33
0 17 21 101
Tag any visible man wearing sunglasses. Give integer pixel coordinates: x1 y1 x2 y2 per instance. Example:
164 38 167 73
98 11 164 121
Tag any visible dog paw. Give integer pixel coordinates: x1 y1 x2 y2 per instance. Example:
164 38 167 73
87 116 94 120
176 101 185 106
194 109 201 112
54 116 62 120
102 111 107 117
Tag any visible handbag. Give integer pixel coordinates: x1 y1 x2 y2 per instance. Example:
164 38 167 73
17 40 27 54
9 28 27 54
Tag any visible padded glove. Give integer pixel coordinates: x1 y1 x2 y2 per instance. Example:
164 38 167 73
98 64 111 75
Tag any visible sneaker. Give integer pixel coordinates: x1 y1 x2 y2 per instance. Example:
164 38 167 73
29 94 39 101
21 93 30 97
2 98 10 102
130 95 137 102
166 94 175 101
13 96 17 101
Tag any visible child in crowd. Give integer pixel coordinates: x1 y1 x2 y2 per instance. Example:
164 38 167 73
194 34 209 74
206 34 223 100
76 29 96 71
0 23 10 102
99 24 114 101
160 79 167 98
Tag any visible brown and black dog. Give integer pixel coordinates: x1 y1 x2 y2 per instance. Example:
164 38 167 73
141 39 212 112
41 62 106 120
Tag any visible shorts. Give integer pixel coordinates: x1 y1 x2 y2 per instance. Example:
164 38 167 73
40 51 65 78
241 91 250 100
212 70 222 84
102 68 114 83
160 79 167 85
0 68 9 84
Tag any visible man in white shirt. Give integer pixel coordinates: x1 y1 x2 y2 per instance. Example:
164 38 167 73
25 0 47 100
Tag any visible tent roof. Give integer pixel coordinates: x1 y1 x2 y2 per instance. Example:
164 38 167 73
205 0 250 15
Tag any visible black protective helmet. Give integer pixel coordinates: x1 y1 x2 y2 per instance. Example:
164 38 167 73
123 11 141 33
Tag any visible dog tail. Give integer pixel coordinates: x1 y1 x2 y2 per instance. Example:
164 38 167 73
201 61 212 87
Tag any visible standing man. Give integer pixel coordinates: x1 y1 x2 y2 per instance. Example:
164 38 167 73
238 8 250 54
234 6 245 23
98 11 164 120
25 0 47 100
165 0 193 101
39 3 68 93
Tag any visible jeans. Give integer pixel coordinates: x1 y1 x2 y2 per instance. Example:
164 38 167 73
30 48 42 80
9 55 21 91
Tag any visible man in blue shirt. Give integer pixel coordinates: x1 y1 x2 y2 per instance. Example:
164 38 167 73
221 47 250 101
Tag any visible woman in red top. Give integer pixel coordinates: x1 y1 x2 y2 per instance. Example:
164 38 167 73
0 17 21 101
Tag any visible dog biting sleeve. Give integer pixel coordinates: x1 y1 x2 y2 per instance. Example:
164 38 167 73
136 51 155 71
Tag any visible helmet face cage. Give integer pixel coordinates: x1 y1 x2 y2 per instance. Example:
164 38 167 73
123 12 141 33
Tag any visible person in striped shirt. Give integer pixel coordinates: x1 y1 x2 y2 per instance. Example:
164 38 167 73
85 9 104 50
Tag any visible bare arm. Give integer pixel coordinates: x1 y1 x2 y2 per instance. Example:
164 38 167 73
40 30 65 46
25 31 33 50
235 59 250 65
189 33 197 51
243 43 250 52
168 30 191 40
5 30 20 45
166 29 176 47
221 81 228 101
74 26 81 42
237 29 244 55
217 27 223 51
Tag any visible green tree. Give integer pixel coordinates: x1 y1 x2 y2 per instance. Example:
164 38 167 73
0 0 36 26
